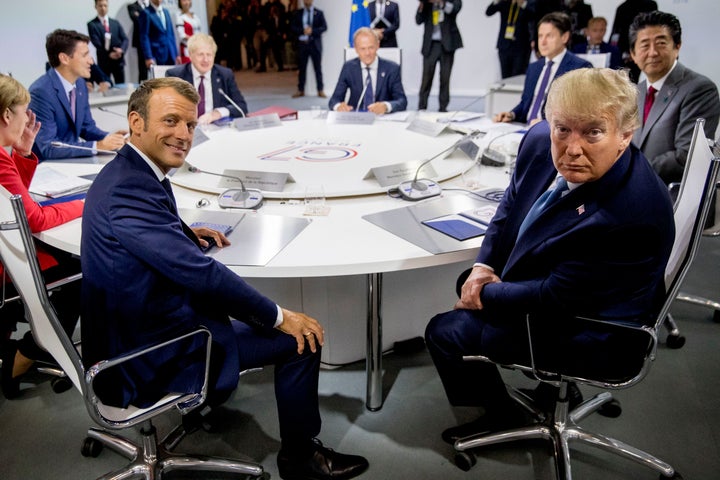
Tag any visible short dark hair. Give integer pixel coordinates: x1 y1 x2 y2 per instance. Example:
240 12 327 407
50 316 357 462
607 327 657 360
46 29 90 68
629 11 682 52
128 77 199 122
538 12 572 35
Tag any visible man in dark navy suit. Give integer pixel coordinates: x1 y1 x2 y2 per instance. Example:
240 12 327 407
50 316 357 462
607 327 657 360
29 29 127 159
127 0 149 81
426 68 675 443
486 0 536 79
139 0 180 69
87 0 129 84
81 77 369 480
290 0 327 98
166 33 248 124
329 28 407 115
494 12 592 125
369 0 400 48
571 16 622 70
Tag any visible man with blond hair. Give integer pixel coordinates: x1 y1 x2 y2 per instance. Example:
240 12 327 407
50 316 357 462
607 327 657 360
165 33 248 123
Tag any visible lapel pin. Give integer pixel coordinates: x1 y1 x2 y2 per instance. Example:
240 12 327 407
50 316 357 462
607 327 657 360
576 204 585 215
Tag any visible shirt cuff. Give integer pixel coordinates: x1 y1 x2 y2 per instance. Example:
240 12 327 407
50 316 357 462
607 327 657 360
216 107 230 118
273 304 284 328
384 101 392 113
472 262 494 272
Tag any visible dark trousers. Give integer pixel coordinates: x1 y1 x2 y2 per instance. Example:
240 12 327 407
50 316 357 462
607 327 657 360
498 47 530 79
99 58 126 85
297 42 323 92
418 41 455 112
230 320 321 446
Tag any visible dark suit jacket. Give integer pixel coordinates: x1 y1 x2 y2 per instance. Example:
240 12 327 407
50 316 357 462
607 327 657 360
369 1 400 48
416 0 463 55
328 57 407 112
127 0 146 48
165 63 248 118
486 0 535 54
81 145 278 408
477 121 674 330
512 51 592 123
87 16 129 67
139 5 178 64
571 41 622 69
290 7 327 52
633 62 720 184
611 0 657 57
28 69 108 160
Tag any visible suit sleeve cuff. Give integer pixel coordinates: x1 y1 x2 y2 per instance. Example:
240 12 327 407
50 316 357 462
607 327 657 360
384 101 392 113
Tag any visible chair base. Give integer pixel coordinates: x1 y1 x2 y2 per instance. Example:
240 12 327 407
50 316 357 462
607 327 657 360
453 385 679 480
82 421 265 480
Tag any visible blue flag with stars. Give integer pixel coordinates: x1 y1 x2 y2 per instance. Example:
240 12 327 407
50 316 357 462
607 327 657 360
349 0 371 47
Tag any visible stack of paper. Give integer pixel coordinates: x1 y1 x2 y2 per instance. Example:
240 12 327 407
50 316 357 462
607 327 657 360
29 167 93 198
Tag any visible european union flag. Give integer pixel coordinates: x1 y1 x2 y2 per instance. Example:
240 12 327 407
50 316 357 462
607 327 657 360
349 0 371 47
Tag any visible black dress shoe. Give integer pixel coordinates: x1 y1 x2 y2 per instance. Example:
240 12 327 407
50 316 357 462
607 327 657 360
519 381 583 413
1 340 21 399
277 438 369 480
442 407 529 445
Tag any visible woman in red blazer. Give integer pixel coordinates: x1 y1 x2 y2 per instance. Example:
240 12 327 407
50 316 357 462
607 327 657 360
0 74 83 399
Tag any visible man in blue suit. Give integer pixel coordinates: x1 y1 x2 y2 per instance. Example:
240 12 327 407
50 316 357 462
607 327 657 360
571 16 622 70
426 68 675 442
166 33 248 124
494 12 592 125
29 29 127 160
329 28 407 115
290 0 327 98
80 77 369 480
139 0 179 69
369 1 400 48
87 0 129 84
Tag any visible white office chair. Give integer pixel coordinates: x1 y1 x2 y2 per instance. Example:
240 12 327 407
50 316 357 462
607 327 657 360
344 47 402 65
452 119 719 480
0 185 265 480
149 64 173 79
575 52 611 68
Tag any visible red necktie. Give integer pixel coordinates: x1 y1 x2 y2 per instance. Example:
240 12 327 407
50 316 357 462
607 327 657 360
643 86 657 124
103 19 109 33
197 76 205 117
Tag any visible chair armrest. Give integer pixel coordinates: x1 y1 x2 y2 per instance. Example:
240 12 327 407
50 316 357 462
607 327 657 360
84 327 212 429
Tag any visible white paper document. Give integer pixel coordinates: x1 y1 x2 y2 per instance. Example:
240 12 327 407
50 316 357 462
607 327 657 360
29 167 93 198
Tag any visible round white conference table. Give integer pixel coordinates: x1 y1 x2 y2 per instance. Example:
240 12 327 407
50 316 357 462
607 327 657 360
35 109 523 411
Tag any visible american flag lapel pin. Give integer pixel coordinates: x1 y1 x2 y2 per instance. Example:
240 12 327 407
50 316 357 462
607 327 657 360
576 204 585 215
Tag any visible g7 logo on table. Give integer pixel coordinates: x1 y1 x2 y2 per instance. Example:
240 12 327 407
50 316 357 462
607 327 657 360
259 140 360 163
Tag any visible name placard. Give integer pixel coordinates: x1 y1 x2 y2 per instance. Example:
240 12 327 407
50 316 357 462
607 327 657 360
364 161 439 187
233 113 283 132
327 111 375 125
406 118 448 137
221 169 295 192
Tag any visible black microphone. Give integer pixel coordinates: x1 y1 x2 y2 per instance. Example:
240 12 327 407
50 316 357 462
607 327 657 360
187 164 263 209
217 86 246 118
97 106 125 117
439 83 506 124
480 129 521 167
397 131 481 201
49 141 116 155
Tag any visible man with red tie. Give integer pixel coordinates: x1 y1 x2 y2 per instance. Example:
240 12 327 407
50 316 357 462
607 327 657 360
629 11 720 185
87 0 129 84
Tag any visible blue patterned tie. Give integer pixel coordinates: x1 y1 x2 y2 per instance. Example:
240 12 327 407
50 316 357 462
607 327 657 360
362 67 374 111
517 176 568 238
528 60 554 122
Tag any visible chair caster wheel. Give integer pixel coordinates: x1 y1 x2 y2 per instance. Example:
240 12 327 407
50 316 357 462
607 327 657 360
81 437 104 457
661 472 683 479
51 376 72 394
454 451 476 471
666 333 686 349
598 398 622 418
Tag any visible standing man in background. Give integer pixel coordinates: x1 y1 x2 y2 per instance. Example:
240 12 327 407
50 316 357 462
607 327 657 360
139 0 180 71
88 0 129 84
486 0 535 79
416 0 463 112
369 1 400 48
610 0 657 83
127 0 149 82
629 10 720 185
291 0 327 98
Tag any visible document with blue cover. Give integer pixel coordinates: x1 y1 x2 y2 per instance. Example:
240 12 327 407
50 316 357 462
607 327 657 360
422 214 487 241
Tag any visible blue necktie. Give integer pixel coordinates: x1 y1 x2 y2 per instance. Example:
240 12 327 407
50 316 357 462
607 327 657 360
362 67 374 111
528 60 554 122
517 176 568 238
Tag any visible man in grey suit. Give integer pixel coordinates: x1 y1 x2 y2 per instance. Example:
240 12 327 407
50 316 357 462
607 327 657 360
630 11 720 185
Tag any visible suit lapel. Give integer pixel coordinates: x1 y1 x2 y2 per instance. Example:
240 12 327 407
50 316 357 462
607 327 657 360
637 65 684 145
49 71 77 131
